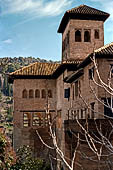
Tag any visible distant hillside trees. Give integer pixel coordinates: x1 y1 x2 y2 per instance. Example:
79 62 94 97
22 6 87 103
3 77 13 96
0 56 59 97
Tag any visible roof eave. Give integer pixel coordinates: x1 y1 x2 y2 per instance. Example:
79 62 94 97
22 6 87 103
8 63 78 83
58 13 109 34
77 53 113 69
8 74 53 83
57 12 69 33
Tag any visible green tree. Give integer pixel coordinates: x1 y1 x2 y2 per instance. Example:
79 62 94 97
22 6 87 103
0 130 16 170
11 145 51 170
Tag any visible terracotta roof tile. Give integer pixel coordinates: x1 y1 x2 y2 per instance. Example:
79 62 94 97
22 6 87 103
94 42 113 55
10 62 60 76
67 5 109 16
58 5 109 33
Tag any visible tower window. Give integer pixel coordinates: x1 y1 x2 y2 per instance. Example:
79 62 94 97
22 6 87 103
95 30 99 39
22 89 27 98
42 89 46 98
35 89 40 98
48 90 52 98
84 30 90 42
75 30 81 42
29 89 34 98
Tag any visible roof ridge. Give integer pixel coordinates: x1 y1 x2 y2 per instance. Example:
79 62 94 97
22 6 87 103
67 4 109 15
67 4 84 12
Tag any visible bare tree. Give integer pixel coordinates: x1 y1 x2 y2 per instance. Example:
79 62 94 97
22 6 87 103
35 53 113 170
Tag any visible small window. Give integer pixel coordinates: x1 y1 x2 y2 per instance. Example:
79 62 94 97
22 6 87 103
75 30 81 42
48 90 52 98
91 102 95 118
35 89 40 98
64 88 70 98
95 30 99 39
84 30 90 42
42 89 46 98
89 67 94 80
75 81 78 97
22 89 27 98
23 113 30 127
29 89 34 98
81 109 83 119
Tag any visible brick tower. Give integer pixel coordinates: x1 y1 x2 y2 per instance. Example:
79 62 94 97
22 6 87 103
58 5 109 61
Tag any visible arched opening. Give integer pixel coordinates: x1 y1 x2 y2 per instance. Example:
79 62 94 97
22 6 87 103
48 90 52 98
42 89 46 98
75 30 81 42
84 30 90 42
22 89 27 98
35 89 40 98
29 89 34 98
95 30 99 39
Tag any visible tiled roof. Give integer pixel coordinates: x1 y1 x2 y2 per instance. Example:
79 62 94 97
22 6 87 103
58 5 109 33
78 42 113 69
94 42 113 55
10 62 60 76
67 5 109 16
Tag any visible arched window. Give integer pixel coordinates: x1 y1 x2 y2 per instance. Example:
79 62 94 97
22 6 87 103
75 30 81 42
42 89 46 98
48 90 52 98
35 89 40 98
29 89 34 98
95 30 99 39
84 30 90 42
22 89 27 98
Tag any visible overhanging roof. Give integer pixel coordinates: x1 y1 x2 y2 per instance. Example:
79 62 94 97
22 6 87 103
8 60 81 83
64 42 113 83
58 5 109 33
78 42 113 69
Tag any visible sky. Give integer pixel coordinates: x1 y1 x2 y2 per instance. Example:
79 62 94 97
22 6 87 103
0 0 113 61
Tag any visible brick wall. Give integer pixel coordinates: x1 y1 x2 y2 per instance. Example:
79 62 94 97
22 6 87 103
62 19 104 61
13 78 56 158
